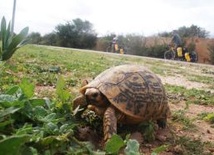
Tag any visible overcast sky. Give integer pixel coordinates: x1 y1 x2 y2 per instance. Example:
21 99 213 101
1 0 214 37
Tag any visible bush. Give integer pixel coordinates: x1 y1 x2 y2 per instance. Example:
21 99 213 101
144 44 168 58
208 44 214 64
187 42 196 52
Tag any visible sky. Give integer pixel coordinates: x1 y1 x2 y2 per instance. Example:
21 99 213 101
1 0 214 37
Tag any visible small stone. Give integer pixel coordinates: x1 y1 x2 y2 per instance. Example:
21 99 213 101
174 145 183 153
193 134 200 140
156 135 167 142
209 148 214 152
203 150 211 154
130 132 144 144
207 129 211 134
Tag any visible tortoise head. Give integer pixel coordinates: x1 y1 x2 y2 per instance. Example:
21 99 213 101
85 88 109 107
73 79 90 109
73 95 87 109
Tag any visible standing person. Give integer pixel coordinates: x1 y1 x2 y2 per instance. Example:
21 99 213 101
171 30 182 48
170 30 183 59
112 35 118 44
111 35 118 53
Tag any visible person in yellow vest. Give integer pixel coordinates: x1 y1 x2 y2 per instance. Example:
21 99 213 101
170 30 183 59
112 35 118 53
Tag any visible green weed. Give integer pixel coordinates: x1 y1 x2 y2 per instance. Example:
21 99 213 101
198 112 214 124
188 75 214 87
171 110 195 130
165 84 214 106
175 136 210 155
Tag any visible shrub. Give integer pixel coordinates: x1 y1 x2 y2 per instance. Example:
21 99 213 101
208 44 214 64
145 44 168 58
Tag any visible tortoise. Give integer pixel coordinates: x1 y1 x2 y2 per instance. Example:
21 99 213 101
73 64 170 142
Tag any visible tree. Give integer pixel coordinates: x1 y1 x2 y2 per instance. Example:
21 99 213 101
178 25 209 38
28 32 42 44
41 33 57 45
55 18 97 49
158 25 209 38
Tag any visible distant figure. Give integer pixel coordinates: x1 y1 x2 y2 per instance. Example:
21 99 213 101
171 30 182 48
170 30 183 59
189 50 198 62
111 35 118 52
112 35 118 43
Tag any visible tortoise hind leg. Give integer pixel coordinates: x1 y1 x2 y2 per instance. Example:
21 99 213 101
103 106 117 142
157 118 167 128
157 105 170 128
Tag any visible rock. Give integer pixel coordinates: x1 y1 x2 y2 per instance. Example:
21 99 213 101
156 135 167 142
173 145 183 153
207 129 211 134
130 132 144 144
208 148 214 153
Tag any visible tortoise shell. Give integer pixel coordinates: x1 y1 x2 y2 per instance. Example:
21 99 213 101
79 64 170 123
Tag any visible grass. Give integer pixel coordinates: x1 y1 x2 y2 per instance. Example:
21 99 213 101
165 84 214 106
174 137 211 155
171 109 195 130
187 75 214 88
1 44 214 154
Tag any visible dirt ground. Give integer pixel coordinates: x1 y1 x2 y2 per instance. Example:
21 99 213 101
154 71 214 155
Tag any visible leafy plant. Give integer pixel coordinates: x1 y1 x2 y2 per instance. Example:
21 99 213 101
0 78 94 154
124 139 141 155
0 135 30 155
105 134 141 155
139 121 156 142
0 16 29 61
56 75 71 103
105 134 125 154
151 145 169 155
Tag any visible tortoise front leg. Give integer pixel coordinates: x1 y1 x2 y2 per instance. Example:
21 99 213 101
103 106 117 142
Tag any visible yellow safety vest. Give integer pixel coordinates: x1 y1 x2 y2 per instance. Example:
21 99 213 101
177 47 183 57
185 53 191 62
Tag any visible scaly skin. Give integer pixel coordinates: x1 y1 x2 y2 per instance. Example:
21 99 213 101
103 106 117 142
